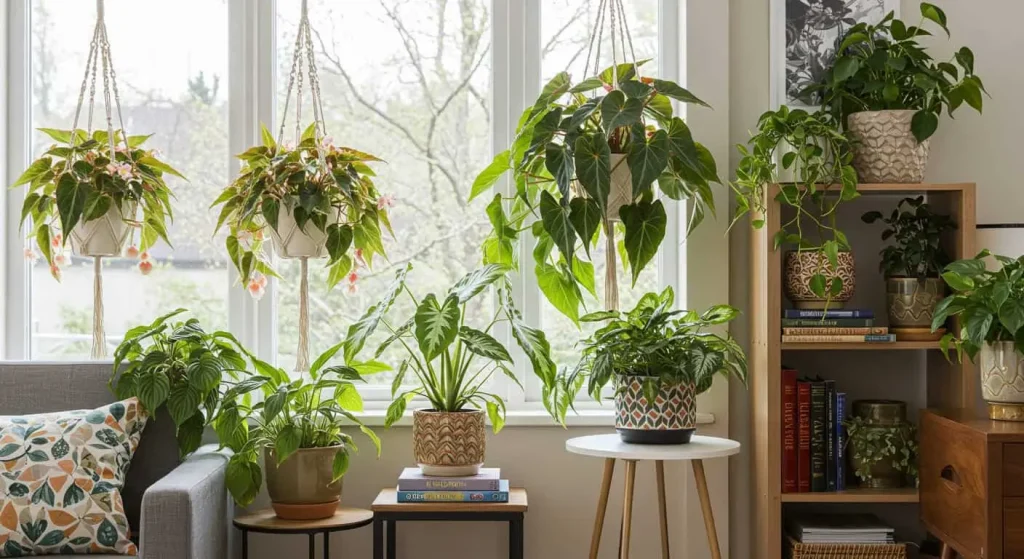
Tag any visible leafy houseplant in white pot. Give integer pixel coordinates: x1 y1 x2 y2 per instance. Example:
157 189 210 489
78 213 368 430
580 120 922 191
549 287 747 443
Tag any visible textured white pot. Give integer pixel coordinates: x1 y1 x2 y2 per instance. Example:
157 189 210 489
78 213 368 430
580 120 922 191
607 154 632 221
69 203 134 257
269 206 341 259
980 342 1024 405
846 110 930 184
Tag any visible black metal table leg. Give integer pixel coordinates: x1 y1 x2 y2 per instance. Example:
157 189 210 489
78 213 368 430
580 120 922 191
386 520 397 559
373 517 384 559
324 532 330 559
509 514 524 559
241 529 249 559
308 533 315 559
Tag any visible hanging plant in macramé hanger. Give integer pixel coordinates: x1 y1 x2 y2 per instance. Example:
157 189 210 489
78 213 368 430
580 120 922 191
13 0 183 359
213 0 393 371
470 0 719 316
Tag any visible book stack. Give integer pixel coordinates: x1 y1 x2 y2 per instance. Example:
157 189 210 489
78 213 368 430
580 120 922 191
787 513 896 544
781 369 847 493
396 467 509 503
782 309 894 343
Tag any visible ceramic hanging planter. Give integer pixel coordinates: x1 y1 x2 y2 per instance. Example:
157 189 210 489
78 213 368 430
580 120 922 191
269 205 342 259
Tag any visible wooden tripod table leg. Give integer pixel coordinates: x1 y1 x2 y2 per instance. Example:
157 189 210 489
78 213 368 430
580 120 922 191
589 458 616 559
620 460 637 559
656 460 670 558
940 542 954 559
692 459 722 559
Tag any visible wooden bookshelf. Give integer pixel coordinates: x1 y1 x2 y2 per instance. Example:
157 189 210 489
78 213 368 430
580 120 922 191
749 183 977 559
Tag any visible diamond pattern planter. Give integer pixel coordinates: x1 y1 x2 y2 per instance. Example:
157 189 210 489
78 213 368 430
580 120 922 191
847 110 930 184
615 376 696 444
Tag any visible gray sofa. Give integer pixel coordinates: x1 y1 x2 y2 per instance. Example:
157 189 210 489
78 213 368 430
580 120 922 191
0 362 234 558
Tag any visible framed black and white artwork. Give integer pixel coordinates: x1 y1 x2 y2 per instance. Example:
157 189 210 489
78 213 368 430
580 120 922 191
771 0 899 108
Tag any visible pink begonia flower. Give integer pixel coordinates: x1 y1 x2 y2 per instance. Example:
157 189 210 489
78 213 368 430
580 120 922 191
345 271 359 295
354 248 367 268
282 141 295 152
116 163 135 181
50 264 62 281
53 253 67 267
85 151 97 164
23 248 37 264
247 280 266 300
106 163 118 175
138 260 153 276
139 251 151 262
126 245 139 259
377 194 396 210
320 136 335 150
253 229 265 241
51 233 62 248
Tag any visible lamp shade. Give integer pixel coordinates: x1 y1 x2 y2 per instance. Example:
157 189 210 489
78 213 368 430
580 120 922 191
977 224 1024 270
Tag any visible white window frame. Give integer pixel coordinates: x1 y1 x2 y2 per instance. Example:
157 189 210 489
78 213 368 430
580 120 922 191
1 0 729 423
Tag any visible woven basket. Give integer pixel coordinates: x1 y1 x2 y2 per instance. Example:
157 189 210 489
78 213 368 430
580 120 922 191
786 536 907 559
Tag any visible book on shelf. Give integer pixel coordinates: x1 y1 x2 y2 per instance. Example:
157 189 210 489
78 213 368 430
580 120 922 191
825 380 836 492
397 480 510 503
797 381 811 492
787 513 895 544
781 318 875 328
836 392 846 491
782 327 888 336
782 369 798 493
809 380 827 492
398 467 501 491
784 309 874 319
782 334 896 343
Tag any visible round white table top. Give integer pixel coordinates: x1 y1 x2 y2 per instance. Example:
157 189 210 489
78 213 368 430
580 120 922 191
566 434 741 461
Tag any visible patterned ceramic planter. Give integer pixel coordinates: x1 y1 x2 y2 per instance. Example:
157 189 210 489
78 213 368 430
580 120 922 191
614 376 696 444
69 203 134 257
847 110 930 184
980 342 1024 421
886 277 943 329
413 409 486 476
269 206 341 259
264 446 345 520
783 251 857 309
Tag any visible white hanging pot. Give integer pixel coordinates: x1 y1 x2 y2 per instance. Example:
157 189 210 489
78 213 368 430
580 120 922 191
606 153 633 221
69 202 134 257
270 205 342 259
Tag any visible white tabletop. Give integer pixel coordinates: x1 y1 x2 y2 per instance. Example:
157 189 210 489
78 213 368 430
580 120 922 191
566 434 740 461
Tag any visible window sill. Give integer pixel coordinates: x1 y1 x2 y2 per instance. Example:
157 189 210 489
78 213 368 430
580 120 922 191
352 409 716 428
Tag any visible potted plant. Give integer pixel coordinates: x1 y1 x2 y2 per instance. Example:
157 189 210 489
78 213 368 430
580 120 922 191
217 344 382 518
212 125 390 290
14 129 180 277
469 62 719 321
862 196 956 337
548 286 746 443
347 263 556 475
933 251 1024 421
110 309 253 457
811 3 986 183
732 106 859 309
844 400 918 488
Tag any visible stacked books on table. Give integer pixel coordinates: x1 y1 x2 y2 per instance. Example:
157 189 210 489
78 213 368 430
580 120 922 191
781 369 847 493
782 309 894 343
396 467 509 503
787 513 896 544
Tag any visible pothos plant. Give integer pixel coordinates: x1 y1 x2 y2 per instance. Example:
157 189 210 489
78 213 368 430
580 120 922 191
14 129 182 278
732 106 859 301
861 196 956 280
844 416 919 485
469 61 719 324
213 124 390 290
808 3 986 142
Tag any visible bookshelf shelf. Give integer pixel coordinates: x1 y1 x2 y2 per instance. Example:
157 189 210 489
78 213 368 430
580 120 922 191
750 182 977 559
781 488 919 504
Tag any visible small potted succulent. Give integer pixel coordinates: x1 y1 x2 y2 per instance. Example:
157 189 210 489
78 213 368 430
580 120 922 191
15 129 180 278
550 287 747 443
469 62 718 321
732 106 859 309
933 252 1024 421
862 196 956 336
811 3 986 183
349 264 556 475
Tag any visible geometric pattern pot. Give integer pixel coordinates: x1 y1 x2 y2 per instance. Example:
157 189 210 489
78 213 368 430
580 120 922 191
412 409 486 476
783 250 857 309
886 277 944 328
68 203 133 257
263 446 345 520
847 110 930 184
615 377 696 444
979 342 1024 421
269 206 341 259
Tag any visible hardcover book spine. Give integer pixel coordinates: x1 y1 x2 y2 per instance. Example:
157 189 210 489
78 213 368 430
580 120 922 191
782 369 798 493
797 382 812 492
781 318 875 328
836 392 846 491
398 479 501 491
783 309 874 319
810 381 827 492
782 334 896 343
396 490 509 502
782 327 888 336
825 380 836 492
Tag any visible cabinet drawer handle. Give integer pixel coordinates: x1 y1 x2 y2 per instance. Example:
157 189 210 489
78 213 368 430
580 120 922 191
940 465 961 488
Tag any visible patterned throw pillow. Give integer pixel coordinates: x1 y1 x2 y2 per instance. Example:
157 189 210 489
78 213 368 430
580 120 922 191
0 398 148 556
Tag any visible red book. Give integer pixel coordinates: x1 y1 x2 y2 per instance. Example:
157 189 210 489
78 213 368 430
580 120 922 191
782 369 798 493
797 380 812 492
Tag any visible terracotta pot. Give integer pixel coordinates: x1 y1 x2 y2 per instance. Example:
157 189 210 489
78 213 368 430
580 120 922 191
847 110 930 184
849 400 910 489
980 342 1024 421
269 206 341 259
783 251 857 309
614 376 696 445
412 409 486 476
69 203 134 257
886 277 944 329
263 446 344 520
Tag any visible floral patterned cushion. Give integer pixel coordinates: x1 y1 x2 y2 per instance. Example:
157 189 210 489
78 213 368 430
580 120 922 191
0 398 147 556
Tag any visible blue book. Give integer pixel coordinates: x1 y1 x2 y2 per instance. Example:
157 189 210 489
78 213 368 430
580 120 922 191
398 467 501 491
397 479 509 503
783 309 874 319
836 392 846 491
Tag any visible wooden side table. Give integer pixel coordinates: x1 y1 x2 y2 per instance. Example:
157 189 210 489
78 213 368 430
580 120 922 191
371 487 527 559
233 507 373 559
566 433 740 559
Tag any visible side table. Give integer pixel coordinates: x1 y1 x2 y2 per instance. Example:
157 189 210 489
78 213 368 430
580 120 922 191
371 487 528 559
233 507 374 559
566 433 740 559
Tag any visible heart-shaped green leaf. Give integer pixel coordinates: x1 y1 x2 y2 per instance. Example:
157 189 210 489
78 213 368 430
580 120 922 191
619 200 667 285
574 133 611 212
627 127 670 198
539 190 577 267
600 91 643 135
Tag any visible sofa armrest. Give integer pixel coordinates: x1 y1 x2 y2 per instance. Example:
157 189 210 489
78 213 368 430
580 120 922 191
139 445 234 559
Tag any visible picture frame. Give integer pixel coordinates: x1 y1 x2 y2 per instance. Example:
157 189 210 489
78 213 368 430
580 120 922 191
770 0 900 108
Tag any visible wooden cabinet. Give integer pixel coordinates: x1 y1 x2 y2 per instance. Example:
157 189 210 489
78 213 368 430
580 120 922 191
920 409 1024 558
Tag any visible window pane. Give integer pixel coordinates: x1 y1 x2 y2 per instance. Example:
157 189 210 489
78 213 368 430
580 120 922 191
274 1 493 384
29 1 229 358
540 0 661 372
